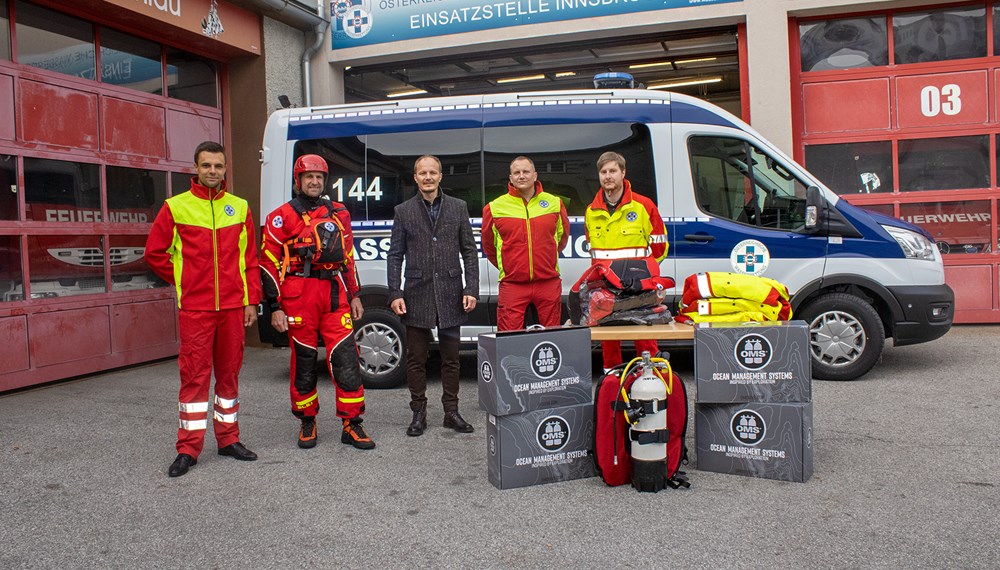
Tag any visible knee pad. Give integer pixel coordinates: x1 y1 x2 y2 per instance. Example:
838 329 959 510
329 338 363 392
293 341 319 395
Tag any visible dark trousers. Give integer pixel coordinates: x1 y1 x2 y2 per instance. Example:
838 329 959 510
406 325 461 412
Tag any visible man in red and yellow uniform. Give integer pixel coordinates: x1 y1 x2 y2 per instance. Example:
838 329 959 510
260 154 374 451
145 141 262 478
584 151 669 369
483 156 570 331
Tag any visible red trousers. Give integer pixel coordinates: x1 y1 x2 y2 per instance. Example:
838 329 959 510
281 276 365 420
497 277 563 331
602 339 660 371
176 308 245 458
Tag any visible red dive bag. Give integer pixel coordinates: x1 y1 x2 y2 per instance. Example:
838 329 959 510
593 361 690 488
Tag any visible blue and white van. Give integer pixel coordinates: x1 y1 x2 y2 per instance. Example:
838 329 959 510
258 89 954 387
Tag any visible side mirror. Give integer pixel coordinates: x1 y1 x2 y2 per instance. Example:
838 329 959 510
804 185 824 233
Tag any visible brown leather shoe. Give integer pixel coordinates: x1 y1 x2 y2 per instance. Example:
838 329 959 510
443 410 474 433
406 407 427 437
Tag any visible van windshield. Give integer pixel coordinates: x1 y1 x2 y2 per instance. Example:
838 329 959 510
292 122 656 221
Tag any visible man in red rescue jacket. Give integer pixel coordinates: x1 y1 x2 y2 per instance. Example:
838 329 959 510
145 141 262 478
260 154 375 451
585 151 669 369
482 156 570 331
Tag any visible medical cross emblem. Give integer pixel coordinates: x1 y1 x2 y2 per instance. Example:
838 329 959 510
737 246 763 271
347 11 367 32
730 239 769 276
343 8 371 38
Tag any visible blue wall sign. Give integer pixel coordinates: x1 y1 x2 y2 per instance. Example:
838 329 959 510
331 0 742 49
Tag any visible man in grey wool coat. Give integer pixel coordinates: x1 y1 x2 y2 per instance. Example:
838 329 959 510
387 155 479 437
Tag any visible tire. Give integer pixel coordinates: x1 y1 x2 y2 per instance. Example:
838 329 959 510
797 292 885 381
354 307 407 389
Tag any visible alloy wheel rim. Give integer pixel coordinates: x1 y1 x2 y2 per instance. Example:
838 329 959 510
808 310 866 367
355 322 402 377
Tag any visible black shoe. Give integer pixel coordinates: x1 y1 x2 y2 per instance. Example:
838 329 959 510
168 454 196 477
298 417 317 449
341 419 376 450
218 442 258 461
443 410 475 433
406 407 427 437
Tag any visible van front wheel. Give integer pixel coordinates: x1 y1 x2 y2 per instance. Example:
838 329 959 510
354 308 407 389
798 292 885 381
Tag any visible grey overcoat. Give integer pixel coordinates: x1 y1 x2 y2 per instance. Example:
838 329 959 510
387 191 479 330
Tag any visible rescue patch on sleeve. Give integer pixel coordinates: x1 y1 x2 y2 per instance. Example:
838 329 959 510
272 216 283 228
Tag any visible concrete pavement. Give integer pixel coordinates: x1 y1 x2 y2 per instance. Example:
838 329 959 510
1 325 998 569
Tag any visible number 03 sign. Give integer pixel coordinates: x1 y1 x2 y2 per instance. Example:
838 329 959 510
896 71 987 128
920 84 961 117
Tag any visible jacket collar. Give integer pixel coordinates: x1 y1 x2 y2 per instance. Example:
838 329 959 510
507 180 543 202
189 177 228 200
591 179 633 212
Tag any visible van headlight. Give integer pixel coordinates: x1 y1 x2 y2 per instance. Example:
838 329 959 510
882 225 937 261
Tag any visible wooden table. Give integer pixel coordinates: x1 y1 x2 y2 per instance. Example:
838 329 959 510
588 322 695 341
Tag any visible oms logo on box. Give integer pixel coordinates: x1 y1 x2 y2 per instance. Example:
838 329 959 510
735 333 772 370
731 409 766 446
531 341 561 379
536 416 570 452
480 360 493 383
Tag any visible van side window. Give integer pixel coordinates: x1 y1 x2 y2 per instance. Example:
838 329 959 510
689 136 809 231
295 128 482 222
483 123 655 216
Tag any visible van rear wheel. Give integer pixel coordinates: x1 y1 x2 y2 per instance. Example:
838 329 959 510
798 292 884 381
354 308 406 389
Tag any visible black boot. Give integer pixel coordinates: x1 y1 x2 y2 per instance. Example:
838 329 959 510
298 417 317 449
168 453 196 477
443 410 474 433
341 418 376 450
218 442 258 461
406 405 427 437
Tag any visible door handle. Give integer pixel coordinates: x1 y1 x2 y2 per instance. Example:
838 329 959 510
684 234 716 243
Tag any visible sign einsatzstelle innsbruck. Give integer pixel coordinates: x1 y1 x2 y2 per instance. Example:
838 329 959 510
330 0 743 49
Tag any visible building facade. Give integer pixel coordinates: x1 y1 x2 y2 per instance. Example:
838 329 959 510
0 0 321 390
4 0 995 390
311 0 1000 325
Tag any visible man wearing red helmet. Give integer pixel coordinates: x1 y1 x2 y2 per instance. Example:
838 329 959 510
260 154 375 451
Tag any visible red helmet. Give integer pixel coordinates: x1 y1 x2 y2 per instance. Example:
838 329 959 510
293 154 328 189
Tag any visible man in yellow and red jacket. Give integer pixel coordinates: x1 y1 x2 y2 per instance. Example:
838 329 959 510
585 151 669 369
145 141 262 478
259 154 375 452
483 156 570 331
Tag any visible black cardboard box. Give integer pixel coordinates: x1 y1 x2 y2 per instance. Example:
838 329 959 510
477 327 592 416
695 402 813 483
695 321 811 404
487 402 596 490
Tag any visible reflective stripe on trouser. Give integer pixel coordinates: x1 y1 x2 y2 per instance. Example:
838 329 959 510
496 278 563 332
284 276 365 420
176 308 246 457
602 339 660 370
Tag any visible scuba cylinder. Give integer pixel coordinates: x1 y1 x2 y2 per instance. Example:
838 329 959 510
620 351 672 492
